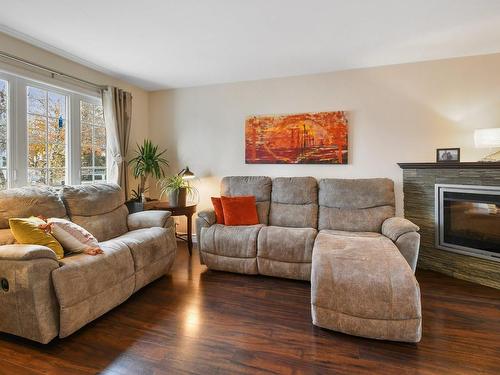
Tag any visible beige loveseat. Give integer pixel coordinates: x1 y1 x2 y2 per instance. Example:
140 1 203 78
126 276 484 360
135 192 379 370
197 176 422 342
0 183 177 343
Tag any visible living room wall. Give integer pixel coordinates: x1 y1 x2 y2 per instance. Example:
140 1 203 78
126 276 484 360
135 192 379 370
149 53 500 227
0 32 150 192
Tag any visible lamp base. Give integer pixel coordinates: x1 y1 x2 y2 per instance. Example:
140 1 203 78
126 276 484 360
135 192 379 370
479 150 500 162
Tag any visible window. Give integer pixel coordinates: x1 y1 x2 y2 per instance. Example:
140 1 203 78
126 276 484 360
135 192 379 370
0 71 106 189
27 86 68 186
0 79 7 189
80 101 107 183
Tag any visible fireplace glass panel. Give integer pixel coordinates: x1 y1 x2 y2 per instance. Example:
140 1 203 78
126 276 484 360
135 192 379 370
443 191 500 254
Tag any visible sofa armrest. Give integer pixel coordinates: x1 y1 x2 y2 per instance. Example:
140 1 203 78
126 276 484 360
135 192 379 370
0 244 58 261
382 217 420 273
128 210 172 231
382 217 419 242
196 209 216 265
395 232 420 273
0 244 60 343
197 209 216 227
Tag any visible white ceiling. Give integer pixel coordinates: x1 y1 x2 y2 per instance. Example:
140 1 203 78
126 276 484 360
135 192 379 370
1 0 500 91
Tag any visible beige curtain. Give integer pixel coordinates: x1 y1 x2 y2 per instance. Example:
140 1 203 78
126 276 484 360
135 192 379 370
102 87 132 198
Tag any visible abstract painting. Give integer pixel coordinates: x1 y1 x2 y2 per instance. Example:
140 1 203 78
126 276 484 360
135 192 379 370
245 111 348 164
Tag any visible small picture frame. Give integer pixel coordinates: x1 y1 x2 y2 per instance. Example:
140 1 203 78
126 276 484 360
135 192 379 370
436 148 460 162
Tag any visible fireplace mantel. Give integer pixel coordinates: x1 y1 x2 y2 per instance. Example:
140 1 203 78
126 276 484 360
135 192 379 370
399 163 500 289
398 162 500 169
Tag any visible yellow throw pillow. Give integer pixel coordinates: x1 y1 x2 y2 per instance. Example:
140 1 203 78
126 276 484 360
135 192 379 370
9 216 64 259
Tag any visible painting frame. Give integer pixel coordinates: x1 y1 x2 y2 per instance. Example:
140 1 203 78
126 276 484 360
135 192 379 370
245 111 348 165
436 148 460 163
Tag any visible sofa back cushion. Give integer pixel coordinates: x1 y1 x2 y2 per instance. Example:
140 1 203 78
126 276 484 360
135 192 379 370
221 176 272 225
0 186 67 229
318 178 395 232
60 183 128 242
269 177 318 228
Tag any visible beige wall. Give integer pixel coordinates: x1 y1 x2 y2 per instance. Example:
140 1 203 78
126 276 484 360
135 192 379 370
0 32 149 193
149 53 500 224
5 29 499 227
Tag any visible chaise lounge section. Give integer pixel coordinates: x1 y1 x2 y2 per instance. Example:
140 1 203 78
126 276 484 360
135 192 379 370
197 176 422 342
312 179 421 342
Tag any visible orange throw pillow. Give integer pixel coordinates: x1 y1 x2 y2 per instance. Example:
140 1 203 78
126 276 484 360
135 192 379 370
211 197 225 224
220 196 259 226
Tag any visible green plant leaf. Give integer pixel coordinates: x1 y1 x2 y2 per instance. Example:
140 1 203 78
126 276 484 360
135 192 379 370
129 139 169 194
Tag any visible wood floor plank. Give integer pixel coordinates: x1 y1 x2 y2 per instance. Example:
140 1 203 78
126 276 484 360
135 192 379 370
0 242 499 374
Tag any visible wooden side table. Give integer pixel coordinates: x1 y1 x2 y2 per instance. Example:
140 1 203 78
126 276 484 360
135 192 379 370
144 202 197 256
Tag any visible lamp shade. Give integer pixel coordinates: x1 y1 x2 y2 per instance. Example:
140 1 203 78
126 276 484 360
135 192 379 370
474 128 500 148
178 166 195 179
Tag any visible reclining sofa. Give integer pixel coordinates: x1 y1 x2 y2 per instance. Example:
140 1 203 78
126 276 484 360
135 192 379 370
197 176 422 342
0 183 177 343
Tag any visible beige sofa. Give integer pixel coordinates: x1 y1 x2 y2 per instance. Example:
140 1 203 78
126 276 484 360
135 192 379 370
0 183 177 343
197 176 422 342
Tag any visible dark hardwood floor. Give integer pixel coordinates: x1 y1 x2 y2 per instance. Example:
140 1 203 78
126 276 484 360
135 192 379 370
1 242 499 375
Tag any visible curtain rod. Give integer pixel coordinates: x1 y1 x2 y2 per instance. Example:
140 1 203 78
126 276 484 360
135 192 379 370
0 50 107 91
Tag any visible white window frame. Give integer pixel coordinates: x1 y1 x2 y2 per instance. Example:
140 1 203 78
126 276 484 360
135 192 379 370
0 69 105 188
0 71 17 189
75 95 104 185
0 75 12 189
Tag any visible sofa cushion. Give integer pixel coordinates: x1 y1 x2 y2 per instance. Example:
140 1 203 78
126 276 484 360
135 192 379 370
0 186 67 229
258 226 317 263
200 223 264 274
269 177 318 228
311 229 421 342
112 227 175 272
60 183 126 216
52 239 134 308
111 226 177 291
52 237 135 337
60 184 128 242
220 196 259 226
257 226 317 280
221 176 272 225
318 178 395 232
70 206 129 242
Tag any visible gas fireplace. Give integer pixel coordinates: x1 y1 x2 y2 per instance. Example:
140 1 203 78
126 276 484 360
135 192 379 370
435 184 500 261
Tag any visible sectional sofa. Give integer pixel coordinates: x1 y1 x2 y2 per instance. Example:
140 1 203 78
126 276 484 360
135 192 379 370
0 183 177 344
196 176 422 342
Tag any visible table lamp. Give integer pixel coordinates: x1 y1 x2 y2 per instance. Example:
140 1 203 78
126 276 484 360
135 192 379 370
474 128 500 162
178 166 195 179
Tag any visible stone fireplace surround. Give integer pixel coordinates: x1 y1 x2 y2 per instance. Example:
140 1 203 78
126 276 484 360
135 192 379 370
398 162 500 289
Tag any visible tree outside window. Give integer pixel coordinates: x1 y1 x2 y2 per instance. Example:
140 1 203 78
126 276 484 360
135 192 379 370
0 80 8 189
27 86 67 186
80 101 107 183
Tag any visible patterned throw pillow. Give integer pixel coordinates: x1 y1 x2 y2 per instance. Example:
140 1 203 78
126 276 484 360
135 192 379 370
9 216 65 259
47 218 102 255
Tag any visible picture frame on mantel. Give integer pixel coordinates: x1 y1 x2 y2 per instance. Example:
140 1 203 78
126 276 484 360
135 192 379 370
436 148 460 163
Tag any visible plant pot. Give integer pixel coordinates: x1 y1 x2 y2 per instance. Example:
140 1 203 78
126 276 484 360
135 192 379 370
168 188 187 207
126 201 144 214
168 190 179 206
178 187 187 207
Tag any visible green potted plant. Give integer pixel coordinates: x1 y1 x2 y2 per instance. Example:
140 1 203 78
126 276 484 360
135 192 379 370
127 139 169 213
158 175 198 207
126 185 149 213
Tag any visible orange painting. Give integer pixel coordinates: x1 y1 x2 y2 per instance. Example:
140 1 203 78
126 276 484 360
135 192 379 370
245 111 348 164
